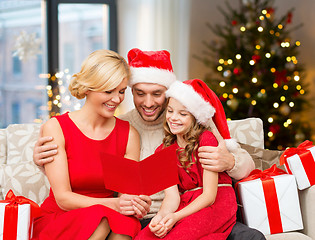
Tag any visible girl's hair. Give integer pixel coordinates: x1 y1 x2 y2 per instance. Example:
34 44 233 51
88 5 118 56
162 99 207 170
69 49 130 99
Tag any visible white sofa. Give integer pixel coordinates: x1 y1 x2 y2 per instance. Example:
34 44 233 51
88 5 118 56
0 118 314 239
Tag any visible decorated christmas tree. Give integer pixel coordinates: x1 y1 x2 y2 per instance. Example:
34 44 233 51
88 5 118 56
200 0 312 150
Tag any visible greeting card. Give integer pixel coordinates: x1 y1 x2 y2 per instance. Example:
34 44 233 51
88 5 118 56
101 144 179 196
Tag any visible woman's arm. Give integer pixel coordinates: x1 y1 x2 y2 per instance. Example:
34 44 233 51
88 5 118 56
43 118 120 212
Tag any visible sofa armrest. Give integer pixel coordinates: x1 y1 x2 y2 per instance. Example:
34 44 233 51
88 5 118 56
299 185 315 239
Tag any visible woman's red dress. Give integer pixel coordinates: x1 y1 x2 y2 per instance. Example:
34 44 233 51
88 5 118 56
32 113 141 240
135 130 237 240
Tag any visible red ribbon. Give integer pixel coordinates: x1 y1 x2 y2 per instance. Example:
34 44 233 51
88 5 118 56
1 189 41 240
280 140 315 185
236 165 287 234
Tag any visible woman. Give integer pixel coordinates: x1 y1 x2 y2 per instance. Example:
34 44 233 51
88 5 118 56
32 49 142 240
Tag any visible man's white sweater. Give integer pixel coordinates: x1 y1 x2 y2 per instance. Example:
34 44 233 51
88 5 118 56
119 108 254 219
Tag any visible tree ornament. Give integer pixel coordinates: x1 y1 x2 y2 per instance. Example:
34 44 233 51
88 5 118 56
269 124 280 134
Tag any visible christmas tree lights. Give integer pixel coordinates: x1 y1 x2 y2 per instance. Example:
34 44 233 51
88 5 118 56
200 0 312 150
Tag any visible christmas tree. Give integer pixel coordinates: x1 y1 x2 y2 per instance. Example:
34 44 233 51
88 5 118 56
200 0 312 150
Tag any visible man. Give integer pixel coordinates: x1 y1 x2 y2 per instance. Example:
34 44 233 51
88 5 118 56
33 48 264 239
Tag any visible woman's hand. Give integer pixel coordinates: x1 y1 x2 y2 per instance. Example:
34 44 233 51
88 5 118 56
119 194 151 218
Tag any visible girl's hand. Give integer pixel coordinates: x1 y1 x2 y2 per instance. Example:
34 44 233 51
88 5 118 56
149 214 167 238
160 213 178 233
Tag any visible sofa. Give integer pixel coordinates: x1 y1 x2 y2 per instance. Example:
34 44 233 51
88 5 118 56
0 118 314 240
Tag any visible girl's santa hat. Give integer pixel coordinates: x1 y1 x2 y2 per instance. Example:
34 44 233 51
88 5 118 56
127 48 176 88
165 79 239 152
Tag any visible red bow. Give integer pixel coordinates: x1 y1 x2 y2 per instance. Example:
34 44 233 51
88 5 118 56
1 189 41 240
280 140 313 165
235 165 287 234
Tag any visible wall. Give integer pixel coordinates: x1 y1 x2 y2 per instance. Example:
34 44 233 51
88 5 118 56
189 0 315 136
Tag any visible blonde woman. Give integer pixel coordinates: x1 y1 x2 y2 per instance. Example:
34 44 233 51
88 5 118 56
32 50 143 240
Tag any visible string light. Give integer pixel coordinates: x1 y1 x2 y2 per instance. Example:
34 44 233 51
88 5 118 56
217 66 223 71
219 81 226 87
273 102 279 108
249 60 255 65
258 27 264 32
252 77 258 83
283 85 288 90
236 54 242 59
251 100 257 105
227 59 233 64
268 117 274 123
289 102 294 107
265 53 271 58
232 87 238 93
268 132 273 137
219 59 224 64
240 26 246 32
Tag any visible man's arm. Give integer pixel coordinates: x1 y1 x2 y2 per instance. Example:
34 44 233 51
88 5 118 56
33 125 58 168
198 128 255 180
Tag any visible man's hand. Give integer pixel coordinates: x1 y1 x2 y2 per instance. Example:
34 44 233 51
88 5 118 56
33 125 58 167
119 194 151 218
198 127 235 172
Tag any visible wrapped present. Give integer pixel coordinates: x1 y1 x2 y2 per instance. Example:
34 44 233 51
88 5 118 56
0 190 40 240
280 140 315 190
236 165 303 235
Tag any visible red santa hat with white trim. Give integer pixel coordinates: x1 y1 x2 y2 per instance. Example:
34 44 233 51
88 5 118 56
127 48 177 88
165 79 239 152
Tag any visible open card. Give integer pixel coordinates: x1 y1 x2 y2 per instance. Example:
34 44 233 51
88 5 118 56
100 144 179 196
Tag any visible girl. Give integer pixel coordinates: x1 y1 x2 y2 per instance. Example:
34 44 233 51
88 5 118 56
32 49 144 240
135 79 238 240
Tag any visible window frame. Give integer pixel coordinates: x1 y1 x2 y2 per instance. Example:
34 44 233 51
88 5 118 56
46 0 117 116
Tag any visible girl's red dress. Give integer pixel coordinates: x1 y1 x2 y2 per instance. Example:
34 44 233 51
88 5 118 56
135 130 237 240
32 113 141 240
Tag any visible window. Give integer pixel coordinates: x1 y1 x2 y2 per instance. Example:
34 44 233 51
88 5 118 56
0 0 117 127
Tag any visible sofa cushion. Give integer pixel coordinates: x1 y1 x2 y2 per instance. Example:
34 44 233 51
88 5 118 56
0 129 6 164
239 143 284 171
1 161 50 204
6 124 40 164
228 118 264 149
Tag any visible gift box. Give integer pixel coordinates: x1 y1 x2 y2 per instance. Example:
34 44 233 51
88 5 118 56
280 140 315 190
0 190 40 240
236 165 303 235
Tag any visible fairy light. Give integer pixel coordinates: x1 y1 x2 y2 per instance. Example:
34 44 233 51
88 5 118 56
259 16 265 20
219 81 226 87
258 27 264 32
284 122 289 127
294 75 300 81
273 102 279 108
300 89 305 94
287 119 292 124
273 83 278 88
219 59 224 64
227 59 233 64
260 89 266 94
232 87 238 94
265 53 271 58
249 60 255 65
270 30 274 35
217 66 223 71
256 45 261 50
296 85 301 90
223 93 228 98
252 77 258 83
229 94 234 99
268 117 274 123
280 96 286 101
236 54 242 59
296 41 301 46
270 68 276 73
289 102 294 107
286 56 291 62
278 24 283 29
262 9 267 14
251 100 257 105
283 85 288 90
245 93 251 98
240 26 246 32
275 32 280 37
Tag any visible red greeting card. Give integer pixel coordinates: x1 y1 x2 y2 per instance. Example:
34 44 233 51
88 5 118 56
100 144 179 196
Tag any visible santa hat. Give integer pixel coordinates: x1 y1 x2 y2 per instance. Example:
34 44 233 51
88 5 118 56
165 79 239 152
127 48 177 88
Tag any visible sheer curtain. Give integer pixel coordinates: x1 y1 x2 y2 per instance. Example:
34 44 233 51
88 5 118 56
117 0 191 112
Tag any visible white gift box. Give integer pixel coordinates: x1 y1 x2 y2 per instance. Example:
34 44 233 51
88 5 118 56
0 203 31 240
238 174 303 235
284 146 315 190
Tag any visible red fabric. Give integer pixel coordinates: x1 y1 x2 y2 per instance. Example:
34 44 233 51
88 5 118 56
2 190 41 240
135 130 237 240
128 48 174 72
32 113 141 240
262 178 283 234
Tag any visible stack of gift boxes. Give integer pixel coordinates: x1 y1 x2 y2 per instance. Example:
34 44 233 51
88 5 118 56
236 140 315 236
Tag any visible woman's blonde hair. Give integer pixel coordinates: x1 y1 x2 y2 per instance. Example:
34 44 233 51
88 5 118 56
69 49 130 99
162 99 207 170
